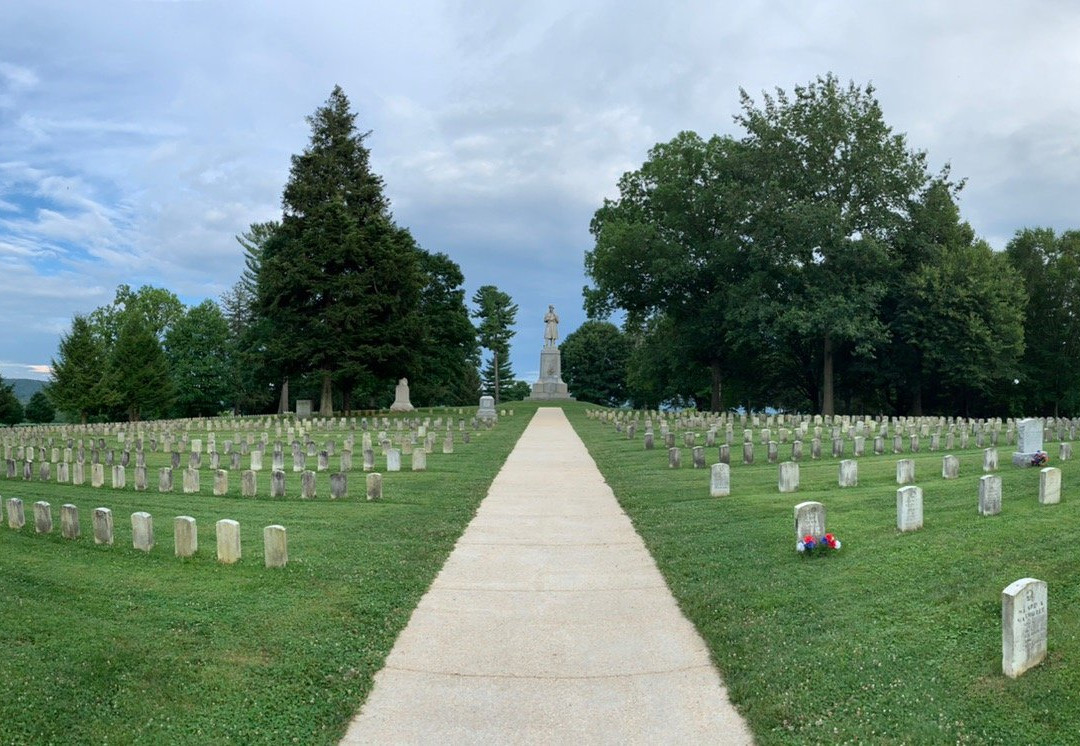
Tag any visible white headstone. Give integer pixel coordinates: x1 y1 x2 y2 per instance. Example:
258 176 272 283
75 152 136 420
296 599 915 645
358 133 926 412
838 459 858 487
942 455 959 479
709 463 730 497
264 525 288 568
979 474 1002 516
1002 578 1047 678
896 486 923 532
132 511 154 552
778 461 799 493
896 459 915 485
1039 467 1061 505
794 501 826 540
216 519 241 564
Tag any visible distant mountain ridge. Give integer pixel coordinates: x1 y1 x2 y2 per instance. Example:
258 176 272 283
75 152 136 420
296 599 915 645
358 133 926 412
5 378 47 406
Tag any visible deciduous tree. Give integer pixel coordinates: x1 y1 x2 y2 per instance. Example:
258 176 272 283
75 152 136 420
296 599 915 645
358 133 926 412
1006 228 1080 415
24 391 55 423
586 131 749 411
736 74 933 414
165 300 232 417
560 320 630 407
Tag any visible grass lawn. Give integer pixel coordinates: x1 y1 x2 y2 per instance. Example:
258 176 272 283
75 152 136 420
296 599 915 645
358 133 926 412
0 409 527 744
568 407 1080 745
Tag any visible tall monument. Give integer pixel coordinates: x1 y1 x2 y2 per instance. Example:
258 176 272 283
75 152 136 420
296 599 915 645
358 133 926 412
528 305 573 400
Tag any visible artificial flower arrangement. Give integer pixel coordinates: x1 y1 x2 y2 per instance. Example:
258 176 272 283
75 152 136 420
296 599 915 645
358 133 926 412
797 533 841 556
1031 451 1049 467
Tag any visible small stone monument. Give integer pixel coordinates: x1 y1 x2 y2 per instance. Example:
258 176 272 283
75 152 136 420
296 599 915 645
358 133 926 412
389 378 415 412
295 399 313 418
1002 578 1047 678
528 304 573 401
1012 418 1044 467
477 395 497 422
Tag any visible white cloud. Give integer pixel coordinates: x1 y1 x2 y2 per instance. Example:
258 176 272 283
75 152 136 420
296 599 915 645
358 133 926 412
0 61 38 91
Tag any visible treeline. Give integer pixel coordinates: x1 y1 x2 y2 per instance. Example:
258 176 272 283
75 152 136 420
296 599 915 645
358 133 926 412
582 73 1077 418
45 87 525 423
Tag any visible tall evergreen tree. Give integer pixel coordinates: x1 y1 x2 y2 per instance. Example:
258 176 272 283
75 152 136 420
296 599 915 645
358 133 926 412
257 86 423 415
101 311 173 422
47 315 105 424
471 285 518 404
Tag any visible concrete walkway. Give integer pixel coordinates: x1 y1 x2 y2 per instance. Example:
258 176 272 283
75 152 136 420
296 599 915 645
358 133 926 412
341 407 753 744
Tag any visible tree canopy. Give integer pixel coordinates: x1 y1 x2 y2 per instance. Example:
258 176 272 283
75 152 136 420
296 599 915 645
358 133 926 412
585 73 1031 416
560 321 630 407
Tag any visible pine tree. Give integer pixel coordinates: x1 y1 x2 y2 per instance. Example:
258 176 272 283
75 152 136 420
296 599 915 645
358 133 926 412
47 315 105 424
102 312 173 422
471 285 518 404
257 86 423 414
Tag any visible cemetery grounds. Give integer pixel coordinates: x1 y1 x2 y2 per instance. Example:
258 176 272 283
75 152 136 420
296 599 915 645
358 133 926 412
0 408 527 743
568 405 1080 744
3 401 1080 743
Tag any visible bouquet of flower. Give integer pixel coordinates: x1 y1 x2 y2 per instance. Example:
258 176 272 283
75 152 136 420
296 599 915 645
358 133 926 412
797 533 841 556
1031 451 1048 467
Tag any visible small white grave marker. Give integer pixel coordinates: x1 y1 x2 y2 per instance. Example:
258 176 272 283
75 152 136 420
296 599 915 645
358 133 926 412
1002 578 1047 678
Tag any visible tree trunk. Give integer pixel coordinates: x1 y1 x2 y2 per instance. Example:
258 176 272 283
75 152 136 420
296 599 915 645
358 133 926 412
710 360 723 413
319 371 333 417
911 384 923 416
493 350 500 406
821 334 835 416
278 376 289 415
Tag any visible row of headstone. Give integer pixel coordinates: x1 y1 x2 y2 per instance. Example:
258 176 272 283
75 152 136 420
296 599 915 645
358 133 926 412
0 409 487 471
0 460 404 500
590 407 1080 437
641 429 1073 467
702 452 1005 496
3 498 287 568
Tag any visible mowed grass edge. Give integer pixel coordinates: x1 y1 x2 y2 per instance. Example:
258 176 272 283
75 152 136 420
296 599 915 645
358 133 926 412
0 408 532 744
568 407 1080 745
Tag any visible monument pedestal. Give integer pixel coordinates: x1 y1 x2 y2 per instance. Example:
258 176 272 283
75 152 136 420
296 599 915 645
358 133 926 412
528 347 573 401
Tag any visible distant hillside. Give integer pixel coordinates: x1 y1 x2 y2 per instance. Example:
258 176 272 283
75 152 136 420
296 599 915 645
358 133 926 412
6 378 47 406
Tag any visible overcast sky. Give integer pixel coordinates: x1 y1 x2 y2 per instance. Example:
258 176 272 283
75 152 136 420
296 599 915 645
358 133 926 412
2 1 1079 385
